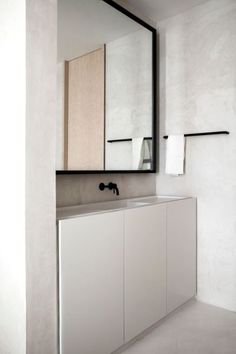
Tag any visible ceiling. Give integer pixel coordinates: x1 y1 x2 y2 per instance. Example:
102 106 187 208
58 0 142 61
121 0 209 22
58 0 210 61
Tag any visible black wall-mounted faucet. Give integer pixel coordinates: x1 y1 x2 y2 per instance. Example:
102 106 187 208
99 182 120 196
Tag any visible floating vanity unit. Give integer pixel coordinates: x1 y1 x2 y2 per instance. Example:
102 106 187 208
57 196 197 354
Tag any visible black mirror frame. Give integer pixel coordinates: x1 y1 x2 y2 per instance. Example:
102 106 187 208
56 0 157 175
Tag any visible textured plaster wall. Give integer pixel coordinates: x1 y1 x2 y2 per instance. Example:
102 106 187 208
157 0 236 311
0 1 26 353
26 0 57 353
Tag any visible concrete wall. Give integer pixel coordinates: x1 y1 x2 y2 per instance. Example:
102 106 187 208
157 0 236 311
26 0 57 353
0 1 26 353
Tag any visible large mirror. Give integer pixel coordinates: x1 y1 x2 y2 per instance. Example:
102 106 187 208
56 0 157 173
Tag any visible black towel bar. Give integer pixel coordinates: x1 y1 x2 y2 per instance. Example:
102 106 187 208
163 131 230 139
107 137 152 143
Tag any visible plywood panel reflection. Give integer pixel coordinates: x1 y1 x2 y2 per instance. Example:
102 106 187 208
65 48 105 170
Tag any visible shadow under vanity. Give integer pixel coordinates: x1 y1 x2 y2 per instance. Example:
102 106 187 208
57 196 197 354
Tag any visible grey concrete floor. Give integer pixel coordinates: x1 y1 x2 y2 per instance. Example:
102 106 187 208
120 300 236 354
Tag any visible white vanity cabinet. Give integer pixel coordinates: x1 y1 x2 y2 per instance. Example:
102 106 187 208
58 197 196 354
58 211 124 354
166 198 197 314
124 205 166 341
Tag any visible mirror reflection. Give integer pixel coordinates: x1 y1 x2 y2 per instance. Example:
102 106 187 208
57 0 155 171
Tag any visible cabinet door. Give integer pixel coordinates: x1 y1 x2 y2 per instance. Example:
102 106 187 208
59 211 124 354
124 205 166 342
167 198 197 314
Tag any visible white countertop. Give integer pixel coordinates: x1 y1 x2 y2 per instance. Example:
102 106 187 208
57 195 191 220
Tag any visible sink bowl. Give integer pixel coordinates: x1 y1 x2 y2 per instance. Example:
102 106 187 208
132 196 183 204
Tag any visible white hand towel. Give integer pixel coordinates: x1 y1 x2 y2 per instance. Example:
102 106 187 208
165 135 185 175
140 139 152 170
132 137 144 170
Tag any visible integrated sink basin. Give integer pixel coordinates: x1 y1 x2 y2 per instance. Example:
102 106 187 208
57 196 187 220
57 200 149 220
